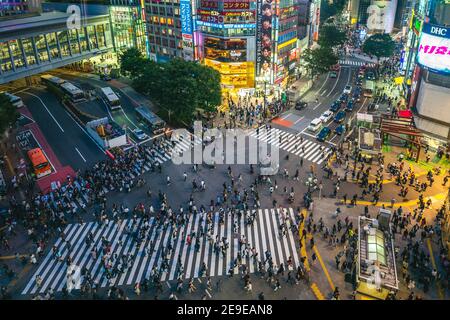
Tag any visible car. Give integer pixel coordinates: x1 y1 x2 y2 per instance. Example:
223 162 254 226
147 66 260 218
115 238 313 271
352 92 361 102
329 71 338 78
330 101 341 112
307 118 323 133
132 128 148 140
334 110 346 123
339 93 348 103
345 100 354 111
316 127 331 142
334 124 345 135
343 85 352 94
365 70 376 80
330 63 341 71
320 110 334 123
295 101 308 110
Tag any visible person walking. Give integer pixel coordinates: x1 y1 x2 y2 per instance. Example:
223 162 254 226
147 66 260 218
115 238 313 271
274 278 281 292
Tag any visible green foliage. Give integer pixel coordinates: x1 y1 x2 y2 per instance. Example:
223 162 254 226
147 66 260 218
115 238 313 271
320 0 348 24
318 25 348 49
120 49 222 126
119 48 146 79
303 47 338 77
362 34 396 60
0 93 19 137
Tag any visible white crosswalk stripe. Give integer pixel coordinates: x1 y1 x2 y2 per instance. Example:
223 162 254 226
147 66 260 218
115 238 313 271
338 59 375 67
21 208 300 295
248 127 332 165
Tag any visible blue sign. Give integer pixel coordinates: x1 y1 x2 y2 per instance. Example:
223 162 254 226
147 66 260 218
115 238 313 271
196 21 256 29
180 0 193 35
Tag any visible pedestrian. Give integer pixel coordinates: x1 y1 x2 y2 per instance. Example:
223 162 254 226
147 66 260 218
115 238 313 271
134 282 141 296
274 279 281 291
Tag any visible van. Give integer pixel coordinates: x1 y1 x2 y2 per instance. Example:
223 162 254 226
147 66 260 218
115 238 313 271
307 118 323 133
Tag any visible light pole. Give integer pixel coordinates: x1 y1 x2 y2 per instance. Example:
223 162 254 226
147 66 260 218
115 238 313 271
257 75 270 119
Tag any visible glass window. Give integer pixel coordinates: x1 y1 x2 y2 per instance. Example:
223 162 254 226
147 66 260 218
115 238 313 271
87 25 98 49
21 38 36 66
47 32 60 59
9 40 25 69
0 42 13 72
34 35 49 63
69 29 80 55
78 27 88 52
58 31 70 57
96 24 106 48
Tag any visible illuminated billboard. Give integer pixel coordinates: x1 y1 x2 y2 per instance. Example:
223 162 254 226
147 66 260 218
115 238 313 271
417 23 450 74
256 0 274 78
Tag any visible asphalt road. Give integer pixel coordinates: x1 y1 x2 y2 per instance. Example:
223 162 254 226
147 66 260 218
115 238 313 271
17 87 106 170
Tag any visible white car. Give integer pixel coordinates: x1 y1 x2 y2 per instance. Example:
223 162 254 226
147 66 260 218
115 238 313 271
343 85 352 94
320 110 334 123
132 128 148 140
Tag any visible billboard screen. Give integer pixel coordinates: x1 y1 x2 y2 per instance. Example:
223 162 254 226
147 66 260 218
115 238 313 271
256 0 274 78
417 23 450 74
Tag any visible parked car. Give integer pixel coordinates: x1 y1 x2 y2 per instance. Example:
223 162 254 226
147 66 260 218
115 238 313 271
320 110 334 123
334 110 346 123
132 128 148 140
316 127 331 142
334 124 345 135
343 85 352 94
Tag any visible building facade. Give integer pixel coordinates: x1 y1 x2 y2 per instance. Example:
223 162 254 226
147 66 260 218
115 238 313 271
0 0 41 17
404 0 450 147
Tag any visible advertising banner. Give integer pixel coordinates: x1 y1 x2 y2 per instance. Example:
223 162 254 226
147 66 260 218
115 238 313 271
417 23 450 74
180 0 193 35
256 0 274 78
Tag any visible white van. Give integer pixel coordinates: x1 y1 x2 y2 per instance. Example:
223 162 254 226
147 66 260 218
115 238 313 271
307 118 323 133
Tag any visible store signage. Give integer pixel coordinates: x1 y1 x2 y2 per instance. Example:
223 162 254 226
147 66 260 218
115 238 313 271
417 23 450 74
180 0 193 35
196 21 255 29
200 0 219 9
223 1 250 10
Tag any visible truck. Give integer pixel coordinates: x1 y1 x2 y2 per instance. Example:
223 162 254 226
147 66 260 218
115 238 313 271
85 117 127 149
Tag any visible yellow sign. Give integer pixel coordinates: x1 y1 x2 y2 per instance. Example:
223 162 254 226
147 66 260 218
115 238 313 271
277 38 297 50
394 76 404 85
351 18 357 25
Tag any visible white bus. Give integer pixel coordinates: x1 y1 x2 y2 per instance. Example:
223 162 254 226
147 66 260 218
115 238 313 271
100 86 121 110
60 82 85 103
1 92 24 108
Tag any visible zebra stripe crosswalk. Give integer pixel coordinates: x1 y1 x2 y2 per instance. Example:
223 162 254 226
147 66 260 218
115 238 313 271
339 59 375 67
248 127 331 165
22 208 300 295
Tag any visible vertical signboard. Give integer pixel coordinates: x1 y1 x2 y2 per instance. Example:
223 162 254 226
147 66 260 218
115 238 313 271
181 0 194 61
256 0 274 78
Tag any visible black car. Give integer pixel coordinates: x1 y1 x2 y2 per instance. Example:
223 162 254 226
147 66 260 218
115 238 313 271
295 101 308 110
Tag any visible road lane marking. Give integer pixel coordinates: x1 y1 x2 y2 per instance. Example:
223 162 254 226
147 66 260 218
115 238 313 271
294 116 304 124
313 102 322 110
21 92 64 133
75 147 87 162
310 283 325 300
63 111 106 154
326 67 345 97
313 246 335 291
317 75 330 97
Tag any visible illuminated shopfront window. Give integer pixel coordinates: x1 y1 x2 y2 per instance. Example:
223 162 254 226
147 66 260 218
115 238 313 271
0 42 13 72
21 38 36 66
9 40 25 69
34 35 49 63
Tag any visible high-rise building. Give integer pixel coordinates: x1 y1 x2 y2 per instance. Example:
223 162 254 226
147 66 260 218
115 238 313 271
406 0 450 147
144 0 184 62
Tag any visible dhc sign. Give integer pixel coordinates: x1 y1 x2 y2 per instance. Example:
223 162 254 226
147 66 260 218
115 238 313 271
422 23 450 39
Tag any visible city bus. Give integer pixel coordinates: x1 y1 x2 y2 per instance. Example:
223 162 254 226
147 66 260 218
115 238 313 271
27 148 52 179
363 80 374 98
100 86 121 110
135 105 166 135
1 92 24 108
60 82 85 103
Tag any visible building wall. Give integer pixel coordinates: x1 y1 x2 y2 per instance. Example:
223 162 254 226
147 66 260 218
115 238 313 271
145 0 183 62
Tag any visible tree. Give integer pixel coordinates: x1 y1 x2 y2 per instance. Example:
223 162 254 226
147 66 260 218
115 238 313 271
0 93 19 137
318 25 348 49
303 47 338 77
121 55 222 126
119 48 146 78
320 0 348 24
362 33 396 61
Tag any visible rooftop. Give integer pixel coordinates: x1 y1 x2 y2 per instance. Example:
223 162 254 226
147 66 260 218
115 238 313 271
358 216 398 291
358 127 381 154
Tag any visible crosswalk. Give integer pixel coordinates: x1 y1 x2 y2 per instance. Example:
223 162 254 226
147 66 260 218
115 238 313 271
52 134 203 215
22 208 300 295
247 127 331 165
339 59 375 67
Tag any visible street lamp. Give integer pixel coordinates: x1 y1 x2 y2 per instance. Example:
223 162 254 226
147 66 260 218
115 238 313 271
256 75 270 119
